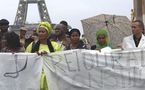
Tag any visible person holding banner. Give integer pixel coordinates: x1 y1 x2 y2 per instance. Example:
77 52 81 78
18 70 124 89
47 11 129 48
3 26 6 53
122 20 145 50
26 21 62 90
91 28 112 53
65 28 87 50
26 22 62 53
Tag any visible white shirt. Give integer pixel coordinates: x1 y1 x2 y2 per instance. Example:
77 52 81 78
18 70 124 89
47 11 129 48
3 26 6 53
122 34 145 50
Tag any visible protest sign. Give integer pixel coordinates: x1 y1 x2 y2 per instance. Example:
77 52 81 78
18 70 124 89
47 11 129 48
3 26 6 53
43 49 145 90
0 53 42 90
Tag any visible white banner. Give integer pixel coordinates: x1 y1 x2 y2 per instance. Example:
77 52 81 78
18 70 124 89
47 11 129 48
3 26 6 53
1 49 145 90
43 49 145 90
0 53 43 90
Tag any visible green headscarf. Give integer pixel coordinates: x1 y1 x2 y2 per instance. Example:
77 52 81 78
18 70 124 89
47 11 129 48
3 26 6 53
96 28 110 49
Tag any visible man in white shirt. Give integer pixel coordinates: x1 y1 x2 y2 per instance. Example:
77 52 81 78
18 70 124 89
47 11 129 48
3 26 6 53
122 20 145 50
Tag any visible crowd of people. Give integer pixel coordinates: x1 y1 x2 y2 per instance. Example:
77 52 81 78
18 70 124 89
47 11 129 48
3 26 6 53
0 19 145 53
0 19 89 53
0 18 145 90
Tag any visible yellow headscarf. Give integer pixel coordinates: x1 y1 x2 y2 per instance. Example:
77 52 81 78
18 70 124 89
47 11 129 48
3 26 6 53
37 21 52 36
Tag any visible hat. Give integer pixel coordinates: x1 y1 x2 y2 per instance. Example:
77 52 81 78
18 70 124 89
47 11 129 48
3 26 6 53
0 19 9 25
20 27 27 31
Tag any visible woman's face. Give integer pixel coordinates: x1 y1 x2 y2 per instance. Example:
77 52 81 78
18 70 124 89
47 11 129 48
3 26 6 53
70 32 80 44
38 27 48 40
97 34 106 45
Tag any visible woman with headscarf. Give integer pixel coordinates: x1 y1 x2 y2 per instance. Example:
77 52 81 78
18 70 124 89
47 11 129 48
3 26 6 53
26 21 62 53
91 28 111 52
25 21 62 90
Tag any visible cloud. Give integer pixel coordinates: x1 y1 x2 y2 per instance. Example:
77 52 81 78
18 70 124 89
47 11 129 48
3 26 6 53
0 0 133 34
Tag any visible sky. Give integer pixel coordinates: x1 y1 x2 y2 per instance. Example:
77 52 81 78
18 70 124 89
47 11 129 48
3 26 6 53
0 0 133 33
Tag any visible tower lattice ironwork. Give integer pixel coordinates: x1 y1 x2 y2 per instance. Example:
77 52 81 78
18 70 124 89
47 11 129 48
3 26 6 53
14 0 51 25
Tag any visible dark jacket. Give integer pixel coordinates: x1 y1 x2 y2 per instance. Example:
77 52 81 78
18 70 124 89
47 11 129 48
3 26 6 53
65 40 87 50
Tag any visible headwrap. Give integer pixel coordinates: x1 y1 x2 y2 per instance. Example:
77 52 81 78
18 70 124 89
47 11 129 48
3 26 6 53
96 28 110 49
37 21 52 36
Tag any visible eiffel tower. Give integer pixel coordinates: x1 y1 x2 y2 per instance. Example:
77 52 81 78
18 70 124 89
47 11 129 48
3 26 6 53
14 0 51 26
